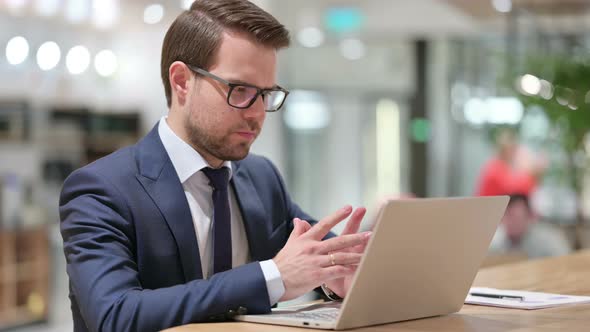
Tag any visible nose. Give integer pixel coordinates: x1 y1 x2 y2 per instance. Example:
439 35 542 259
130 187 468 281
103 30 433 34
242 95 266 119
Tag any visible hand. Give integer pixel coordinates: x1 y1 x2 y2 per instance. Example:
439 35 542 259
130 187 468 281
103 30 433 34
273 206 371 302
323 207 368 298
324 195 414 298
514 146 548 178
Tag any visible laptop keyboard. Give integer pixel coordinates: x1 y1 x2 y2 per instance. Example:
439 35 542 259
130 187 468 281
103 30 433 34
272 308 340 321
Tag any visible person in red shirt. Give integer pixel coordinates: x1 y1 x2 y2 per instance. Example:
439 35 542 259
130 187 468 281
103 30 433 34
476 129 539 244
476 129 539 197
477 129 569 257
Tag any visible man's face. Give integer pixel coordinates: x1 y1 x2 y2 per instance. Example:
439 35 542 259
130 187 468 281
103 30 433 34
502 200 532 241
184 31 277 165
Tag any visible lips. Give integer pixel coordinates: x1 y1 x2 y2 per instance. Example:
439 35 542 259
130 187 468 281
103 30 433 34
234 122 260 140
235 131 256 139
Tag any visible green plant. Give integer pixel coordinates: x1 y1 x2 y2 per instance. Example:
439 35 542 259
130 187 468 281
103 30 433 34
514 56 590 193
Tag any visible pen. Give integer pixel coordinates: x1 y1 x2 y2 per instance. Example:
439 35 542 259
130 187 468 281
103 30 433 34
469 292 524 301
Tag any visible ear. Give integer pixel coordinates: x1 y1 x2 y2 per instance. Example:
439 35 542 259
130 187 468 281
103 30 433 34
169 61 193 106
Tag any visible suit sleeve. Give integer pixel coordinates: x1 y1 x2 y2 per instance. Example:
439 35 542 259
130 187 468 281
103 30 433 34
59 168 271 332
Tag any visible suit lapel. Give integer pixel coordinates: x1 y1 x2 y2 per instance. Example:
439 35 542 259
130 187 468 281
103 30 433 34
134 125 203 281
231 161 270 262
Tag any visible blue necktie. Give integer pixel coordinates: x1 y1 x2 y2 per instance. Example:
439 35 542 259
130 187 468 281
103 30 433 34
202 167 232 274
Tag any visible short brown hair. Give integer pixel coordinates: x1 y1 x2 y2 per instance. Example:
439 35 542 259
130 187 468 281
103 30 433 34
161 0 291 107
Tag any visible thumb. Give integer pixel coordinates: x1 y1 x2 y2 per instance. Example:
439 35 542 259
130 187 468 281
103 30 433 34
290 218 305 237
299 219 312 233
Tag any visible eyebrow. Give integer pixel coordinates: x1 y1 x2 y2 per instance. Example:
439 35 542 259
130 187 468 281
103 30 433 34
227 78 278 90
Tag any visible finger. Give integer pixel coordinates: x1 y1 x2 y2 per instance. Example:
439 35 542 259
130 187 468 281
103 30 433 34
290 218 306 238
348 233 373 253
350 241 369 254
340 207 366 236
298 218 312 233
319 265 358 281
318 232 371 254
304 205 353 240
319 252 364 267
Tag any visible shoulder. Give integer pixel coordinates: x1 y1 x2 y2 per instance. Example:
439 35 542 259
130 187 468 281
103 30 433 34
88 145 136 173
61 146 138 199
59 146 140 226
481 158 509 176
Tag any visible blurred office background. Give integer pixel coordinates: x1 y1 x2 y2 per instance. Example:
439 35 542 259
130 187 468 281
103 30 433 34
2 0 590 330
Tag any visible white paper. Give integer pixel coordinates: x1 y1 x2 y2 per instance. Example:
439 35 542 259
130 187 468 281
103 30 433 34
466 287 590 310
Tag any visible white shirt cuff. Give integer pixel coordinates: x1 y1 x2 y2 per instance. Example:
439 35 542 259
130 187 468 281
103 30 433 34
259 260 285 305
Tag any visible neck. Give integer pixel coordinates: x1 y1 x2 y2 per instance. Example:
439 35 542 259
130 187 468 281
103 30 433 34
498 151 512 163
206 158 225 169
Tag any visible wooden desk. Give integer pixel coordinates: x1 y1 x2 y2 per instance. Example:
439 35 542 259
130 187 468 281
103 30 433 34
164 250 590 331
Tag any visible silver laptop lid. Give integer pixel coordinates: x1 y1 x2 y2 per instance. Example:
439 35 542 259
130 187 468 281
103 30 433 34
335 196 508 330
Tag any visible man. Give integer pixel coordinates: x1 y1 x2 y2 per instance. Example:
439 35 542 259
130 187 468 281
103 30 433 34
59 1 370 331
488 194 571 258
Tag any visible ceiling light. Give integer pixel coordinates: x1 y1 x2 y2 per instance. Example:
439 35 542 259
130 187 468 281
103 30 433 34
37 41 61 71
5 0 28 15
297 27 325 48
181 0 193 10
66 45 91 75
492 0 512 13
464 98 487 125
144 4 165 25
339 38 366 60
92 0 119 29
284 91 330 130
34 0 61 17
94 49 118 77
6 36 29 65
65 0 90 24
464 97 524 125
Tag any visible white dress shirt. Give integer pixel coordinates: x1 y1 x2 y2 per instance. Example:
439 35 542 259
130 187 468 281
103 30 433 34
158 117 285 304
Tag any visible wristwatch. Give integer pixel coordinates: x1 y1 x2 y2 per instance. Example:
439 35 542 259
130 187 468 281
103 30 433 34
321 283 343 301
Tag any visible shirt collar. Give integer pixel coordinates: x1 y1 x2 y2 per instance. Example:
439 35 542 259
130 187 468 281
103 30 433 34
158 116 232 183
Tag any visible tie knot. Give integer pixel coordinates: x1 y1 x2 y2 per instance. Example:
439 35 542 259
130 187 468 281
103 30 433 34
202 167 230 191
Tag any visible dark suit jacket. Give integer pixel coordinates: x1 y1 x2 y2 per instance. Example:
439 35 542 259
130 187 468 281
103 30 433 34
59 124 321 332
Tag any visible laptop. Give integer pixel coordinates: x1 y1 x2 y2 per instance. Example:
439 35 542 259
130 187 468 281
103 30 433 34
235 196 509 330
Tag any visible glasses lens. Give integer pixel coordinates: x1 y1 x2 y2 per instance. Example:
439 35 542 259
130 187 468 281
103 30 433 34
264 90 287 111
229 85 259 108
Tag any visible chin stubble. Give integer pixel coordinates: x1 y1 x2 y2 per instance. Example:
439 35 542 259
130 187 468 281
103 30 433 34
185 117 255 162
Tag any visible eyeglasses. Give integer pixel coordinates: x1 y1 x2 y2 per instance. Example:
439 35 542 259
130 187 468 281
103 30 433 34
186 64 289 112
